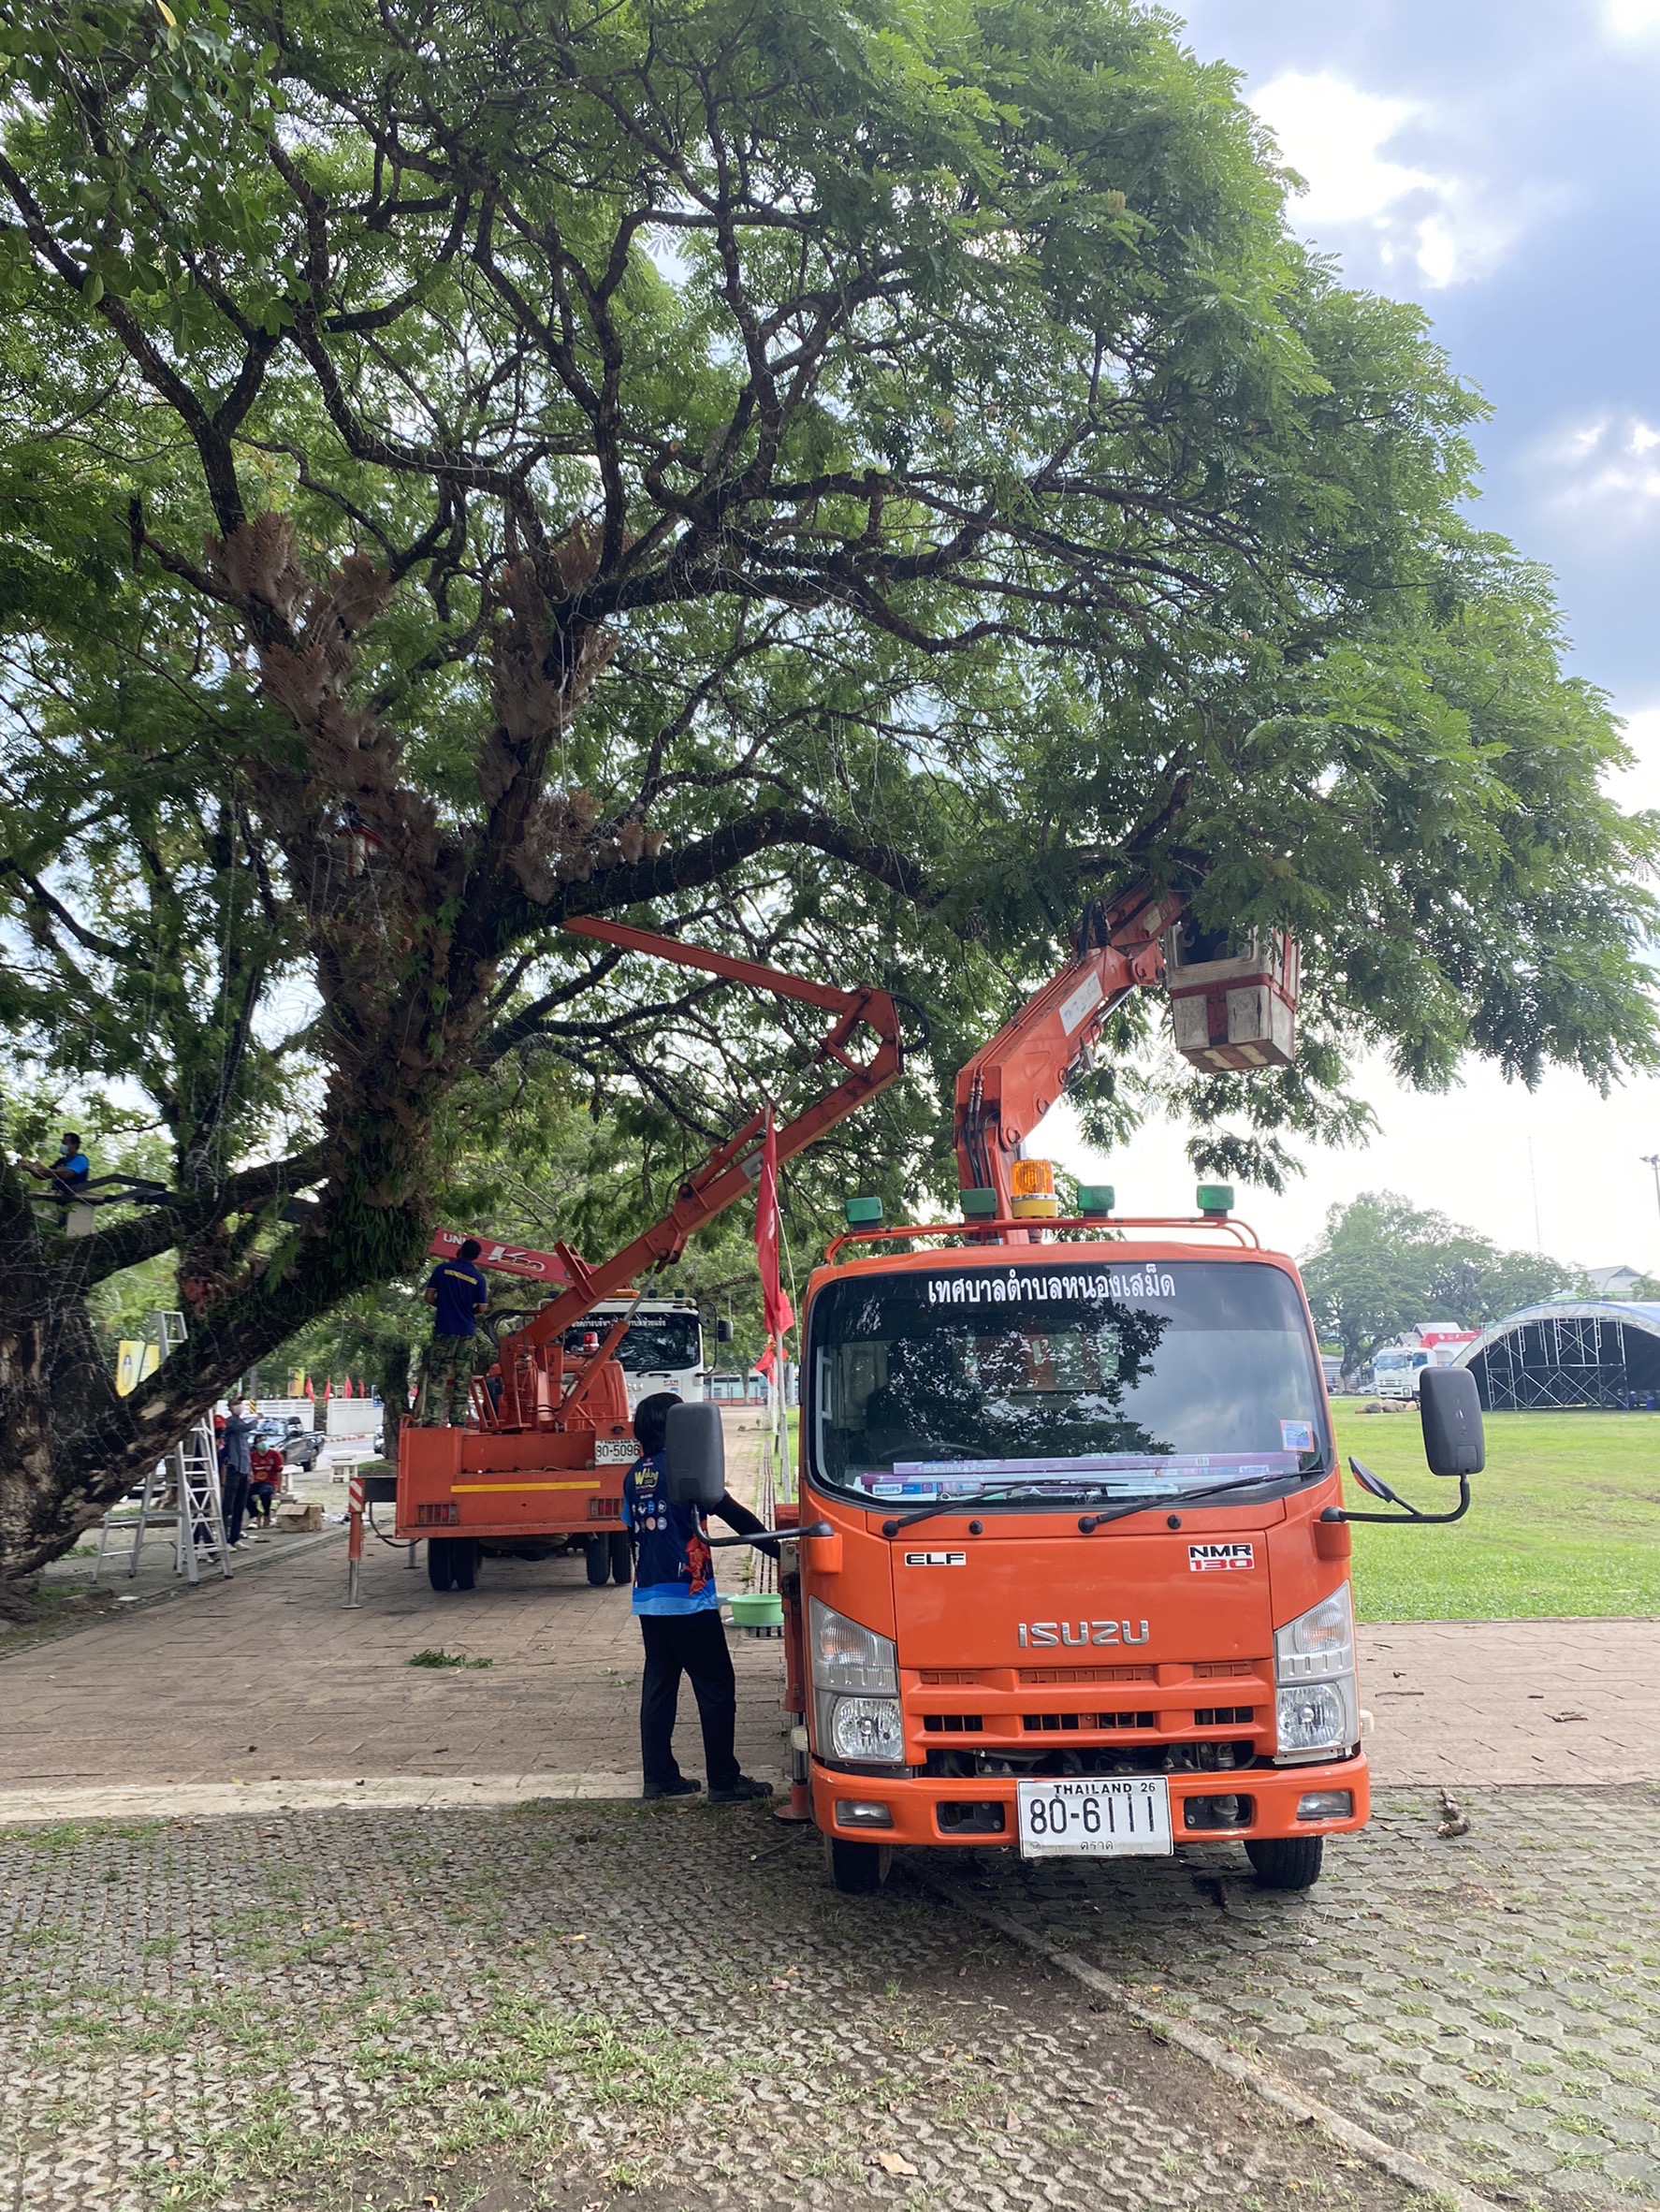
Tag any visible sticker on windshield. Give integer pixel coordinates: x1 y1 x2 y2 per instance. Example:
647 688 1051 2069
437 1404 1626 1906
1280 1419 1315 1452
925 1267 1176 1308
1188 1541 1256 1572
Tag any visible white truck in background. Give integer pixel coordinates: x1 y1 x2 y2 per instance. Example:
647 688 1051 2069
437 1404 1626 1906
1372 1324 1478 1399
561 1298 706 1410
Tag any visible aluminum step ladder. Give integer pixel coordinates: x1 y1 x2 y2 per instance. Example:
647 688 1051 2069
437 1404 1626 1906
93 1310 230 1585
93 1419 231 1585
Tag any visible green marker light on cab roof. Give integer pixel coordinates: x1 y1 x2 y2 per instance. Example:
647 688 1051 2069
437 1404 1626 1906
1077 1185 1114 1218
1197 1183 1234 1217
959 1187 998 1220
845 1195 884 1227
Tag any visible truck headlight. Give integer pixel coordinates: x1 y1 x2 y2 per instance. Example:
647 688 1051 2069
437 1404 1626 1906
809 1599 896 1694
825 1695 905 1764
1274 1585 1358 1764
809 1602 902 1765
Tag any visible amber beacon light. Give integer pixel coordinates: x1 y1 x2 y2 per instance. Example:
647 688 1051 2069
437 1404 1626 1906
1009 1158 1059 1219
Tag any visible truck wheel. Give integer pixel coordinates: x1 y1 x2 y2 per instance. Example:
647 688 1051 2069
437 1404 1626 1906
608 1531 633 1584
585 1536 609 1586
1245 1836 1324 1890
825 1836 891 1895
427 1539 456 1593
451 1539 480 1592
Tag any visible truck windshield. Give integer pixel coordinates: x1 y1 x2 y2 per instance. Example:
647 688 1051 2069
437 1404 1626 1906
808 1259 1329 1503
1375 1351 1426 1372
565 1314 702 1375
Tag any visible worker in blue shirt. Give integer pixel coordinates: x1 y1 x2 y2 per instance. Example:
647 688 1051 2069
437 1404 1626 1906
622 1391 776 1802
24 1132 91 1212
419 1239 489 1426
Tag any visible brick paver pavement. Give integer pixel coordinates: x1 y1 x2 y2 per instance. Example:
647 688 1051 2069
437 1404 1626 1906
940 1783 1660 2211
0 1800 1449 2212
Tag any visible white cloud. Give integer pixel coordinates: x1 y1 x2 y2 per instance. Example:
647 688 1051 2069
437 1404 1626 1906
1611 704 1660 816
1541 415 1660 535
1603 0 1660 38
1251 71 1518 289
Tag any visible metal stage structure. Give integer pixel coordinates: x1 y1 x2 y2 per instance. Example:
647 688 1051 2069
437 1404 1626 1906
1456 1301 1660 1413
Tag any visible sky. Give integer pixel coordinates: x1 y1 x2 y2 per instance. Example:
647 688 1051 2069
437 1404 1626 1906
1041 0 1660 1279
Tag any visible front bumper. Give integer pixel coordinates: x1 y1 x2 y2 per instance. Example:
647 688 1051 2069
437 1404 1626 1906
812 1750 1369 1848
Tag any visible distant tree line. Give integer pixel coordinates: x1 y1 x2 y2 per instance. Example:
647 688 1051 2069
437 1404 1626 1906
1301 1191 1591 1376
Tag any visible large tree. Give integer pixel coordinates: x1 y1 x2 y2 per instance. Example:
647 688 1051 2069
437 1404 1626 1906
0 0 1654 1611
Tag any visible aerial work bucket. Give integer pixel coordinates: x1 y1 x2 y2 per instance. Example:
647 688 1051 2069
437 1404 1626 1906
1165 923 1300 1071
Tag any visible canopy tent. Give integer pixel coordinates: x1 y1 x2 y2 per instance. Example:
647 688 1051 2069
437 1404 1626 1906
1453 1302 1660 1413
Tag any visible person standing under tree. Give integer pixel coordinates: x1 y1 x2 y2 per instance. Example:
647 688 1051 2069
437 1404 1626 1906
220 1397 255 1550
419 1239 489 1426
622 1391 775 1803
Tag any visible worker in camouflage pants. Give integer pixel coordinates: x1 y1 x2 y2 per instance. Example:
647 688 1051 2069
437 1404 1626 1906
419 1237 489 1426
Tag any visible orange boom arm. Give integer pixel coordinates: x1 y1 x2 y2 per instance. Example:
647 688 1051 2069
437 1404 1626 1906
954 880 1185 1221
488 916 903 1425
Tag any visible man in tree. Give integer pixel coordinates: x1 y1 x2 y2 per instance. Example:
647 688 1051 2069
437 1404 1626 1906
418 1241 489 1428
22 1134 92 1227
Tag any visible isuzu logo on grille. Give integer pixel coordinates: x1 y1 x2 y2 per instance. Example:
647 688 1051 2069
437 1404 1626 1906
1017 1620 1150 1648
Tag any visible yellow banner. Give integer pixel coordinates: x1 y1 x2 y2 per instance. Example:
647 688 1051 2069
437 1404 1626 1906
115 1341 160 1397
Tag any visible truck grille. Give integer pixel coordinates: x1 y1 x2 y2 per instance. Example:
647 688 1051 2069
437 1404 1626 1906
922 1714 983 1734
1017 1665 1156 1685
924 1738 1255 1780
1023 1710 1156 1733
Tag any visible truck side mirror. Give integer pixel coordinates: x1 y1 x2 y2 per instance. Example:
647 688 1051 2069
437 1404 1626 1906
716 1317 734 1345
1419 1367 1484 1477
663 1401 726 1506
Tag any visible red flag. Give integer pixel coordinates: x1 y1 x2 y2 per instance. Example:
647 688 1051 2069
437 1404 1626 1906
323 1378 332 1402
303 1376 315 1402
754 1110 794 1344
342 1375 354 1399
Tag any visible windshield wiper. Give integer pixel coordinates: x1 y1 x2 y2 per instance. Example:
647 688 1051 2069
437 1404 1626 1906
880 1463 1325 1538
879 1483 1077 1536
1078 1465 1324 1531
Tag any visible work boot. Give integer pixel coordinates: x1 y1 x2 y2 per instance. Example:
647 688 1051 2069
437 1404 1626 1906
708 1776 773 1804
642 1777 700 1801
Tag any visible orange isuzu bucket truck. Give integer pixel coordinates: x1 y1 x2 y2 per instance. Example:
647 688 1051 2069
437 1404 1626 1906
389 915 903 1594
655 881 1484 1893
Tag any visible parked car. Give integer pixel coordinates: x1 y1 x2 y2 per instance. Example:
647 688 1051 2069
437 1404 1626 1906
279 1428 326 1471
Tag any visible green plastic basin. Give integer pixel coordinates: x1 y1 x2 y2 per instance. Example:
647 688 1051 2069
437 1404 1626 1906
728 1591 783 1630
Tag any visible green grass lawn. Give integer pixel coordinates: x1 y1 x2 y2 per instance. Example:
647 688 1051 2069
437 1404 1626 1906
1332 1404 1660 1622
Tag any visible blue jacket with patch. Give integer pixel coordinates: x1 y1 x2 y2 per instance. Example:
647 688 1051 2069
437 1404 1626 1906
621 1452 775 1617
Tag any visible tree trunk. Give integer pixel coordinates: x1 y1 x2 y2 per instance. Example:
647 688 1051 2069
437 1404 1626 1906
0 1147 431 1618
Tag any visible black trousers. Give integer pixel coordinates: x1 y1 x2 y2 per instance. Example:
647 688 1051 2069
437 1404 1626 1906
221 1470 249 1546
638 1609 740 1792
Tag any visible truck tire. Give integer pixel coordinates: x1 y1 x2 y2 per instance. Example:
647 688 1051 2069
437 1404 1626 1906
825 1836 891 1895
1245 1836 1324 1890
451 1539 480 1592
609 1531 633 1584
585 1536 610 1586
427 1540 456 1593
